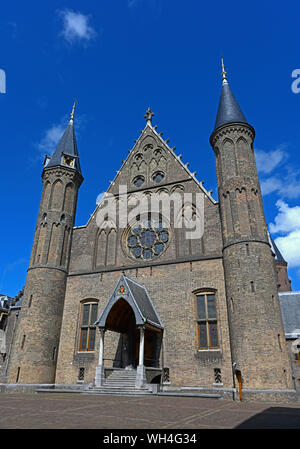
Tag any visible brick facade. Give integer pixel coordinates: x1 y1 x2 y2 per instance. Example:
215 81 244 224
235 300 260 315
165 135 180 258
3 101 298 401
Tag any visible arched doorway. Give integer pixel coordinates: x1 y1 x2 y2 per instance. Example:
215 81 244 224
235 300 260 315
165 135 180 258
106 297 137 368
104 297 161 369
94 274 164 388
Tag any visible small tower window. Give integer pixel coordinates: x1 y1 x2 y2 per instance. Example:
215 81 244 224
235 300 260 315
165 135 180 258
62 155 75 168
21 335 26 350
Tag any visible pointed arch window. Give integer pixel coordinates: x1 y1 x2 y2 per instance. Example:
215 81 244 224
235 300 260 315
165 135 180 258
133 175 145 188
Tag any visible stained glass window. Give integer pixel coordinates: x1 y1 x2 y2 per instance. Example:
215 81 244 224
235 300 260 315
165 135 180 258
152 172 165 183
133 176 145 187
126 217 170 260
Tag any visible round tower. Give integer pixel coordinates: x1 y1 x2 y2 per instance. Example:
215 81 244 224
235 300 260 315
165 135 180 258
210 61 295 399
7 104 83 384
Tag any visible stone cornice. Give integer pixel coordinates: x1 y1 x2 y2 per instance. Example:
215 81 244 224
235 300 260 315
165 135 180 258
209 122 255 147
222 238 270 252
67 253 223 277
42 166 83 186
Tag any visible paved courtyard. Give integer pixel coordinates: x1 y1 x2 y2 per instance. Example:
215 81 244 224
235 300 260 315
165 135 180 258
0 393 300 429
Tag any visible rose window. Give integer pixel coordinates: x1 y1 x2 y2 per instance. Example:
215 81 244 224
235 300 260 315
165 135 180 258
126 217 170 260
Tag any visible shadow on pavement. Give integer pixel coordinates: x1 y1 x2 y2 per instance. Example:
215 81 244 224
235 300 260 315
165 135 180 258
235 407 300 429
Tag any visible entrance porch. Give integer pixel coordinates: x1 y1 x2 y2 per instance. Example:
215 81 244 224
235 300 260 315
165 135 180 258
94 274 164 390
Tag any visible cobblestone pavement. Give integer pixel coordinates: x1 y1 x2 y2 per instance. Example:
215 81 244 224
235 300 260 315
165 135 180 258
0 393 299 429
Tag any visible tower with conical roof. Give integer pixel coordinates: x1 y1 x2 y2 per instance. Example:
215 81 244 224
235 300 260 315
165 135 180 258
210 61 295 399
7 103 83 384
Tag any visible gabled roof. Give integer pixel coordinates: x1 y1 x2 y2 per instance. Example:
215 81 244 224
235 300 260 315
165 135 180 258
76 112 217 229
95 274 164 330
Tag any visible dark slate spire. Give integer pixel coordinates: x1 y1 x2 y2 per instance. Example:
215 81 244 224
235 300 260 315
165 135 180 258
214 59 247 130
268 233 287 263
45 101 82 174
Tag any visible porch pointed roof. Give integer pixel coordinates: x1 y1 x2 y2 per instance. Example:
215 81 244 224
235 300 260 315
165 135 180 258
95 274 164 330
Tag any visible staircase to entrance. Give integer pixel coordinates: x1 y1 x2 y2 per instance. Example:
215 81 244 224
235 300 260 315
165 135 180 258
87 369 153 396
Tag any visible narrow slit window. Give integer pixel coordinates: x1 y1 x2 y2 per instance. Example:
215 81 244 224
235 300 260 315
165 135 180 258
16 367 20 383
21 335 26 350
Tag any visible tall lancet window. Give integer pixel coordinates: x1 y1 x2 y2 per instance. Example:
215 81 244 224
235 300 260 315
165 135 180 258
195 292 219 350
79 302 98 352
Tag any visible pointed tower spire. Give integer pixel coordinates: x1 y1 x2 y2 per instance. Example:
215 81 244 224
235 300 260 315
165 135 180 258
45 101 82 174
214 59 247 130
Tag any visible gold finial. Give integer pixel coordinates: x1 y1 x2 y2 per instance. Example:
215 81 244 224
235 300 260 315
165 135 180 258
221 57 228 84
70 100 78 122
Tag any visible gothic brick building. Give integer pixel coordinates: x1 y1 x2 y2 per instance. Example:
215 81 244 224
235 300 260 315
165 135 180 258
2 66 298 401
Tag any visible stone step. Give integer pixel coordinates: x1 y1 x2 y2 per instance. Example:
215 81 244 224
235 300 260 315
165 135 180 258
88 369 153 396
90 384 148 391
107 373 137 378
106 377 136 380
85 390 153 396
106 379 136 382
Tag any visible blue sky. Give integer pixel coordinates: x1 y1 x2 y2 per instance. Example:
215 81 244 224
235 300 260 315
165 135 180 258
1 0 300 296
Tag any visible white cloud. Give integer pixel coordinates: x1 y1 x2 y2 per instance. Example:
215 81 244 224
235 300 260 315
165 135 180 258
255 147 287 174
269 200 300 234
37 123 65 156
274 230 300 268
58 9 97 44
36 111 86 160
270 200 300 270
260 177 283 196
259 168 300 200
255 146 300 200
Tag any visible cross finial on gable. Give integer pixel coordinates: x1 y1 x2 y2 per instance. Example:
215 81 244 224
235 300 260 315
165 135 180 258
144 107 154 125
